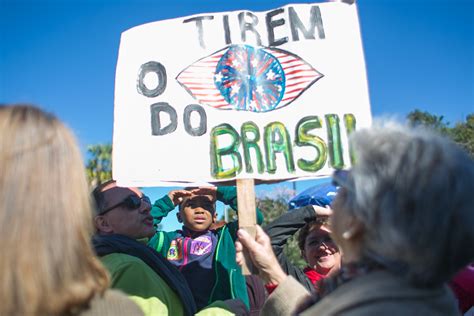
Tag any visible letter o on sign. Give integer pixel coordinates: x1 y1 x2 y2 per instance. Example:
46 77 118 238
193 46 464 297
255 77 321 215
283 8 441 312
184 104 207 136
137 61 167 98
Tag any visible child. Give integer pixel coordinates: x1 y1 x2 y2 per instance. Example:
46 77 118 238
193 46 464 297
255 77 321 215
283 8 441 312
149 186 263 310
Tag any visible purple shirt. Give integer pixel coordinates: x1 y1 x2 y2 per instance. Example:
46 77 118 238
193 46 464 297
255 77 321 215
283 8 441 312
166 227 217 309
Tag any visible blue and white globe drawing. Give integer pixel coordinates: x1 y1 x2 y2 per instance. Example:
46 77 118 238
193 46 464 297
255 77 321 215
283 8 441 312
214 45 286 113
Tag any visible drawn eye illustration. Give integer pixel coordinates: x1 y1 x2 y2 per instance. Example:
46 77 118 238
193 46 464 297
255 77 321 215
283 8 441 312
176 45 323 113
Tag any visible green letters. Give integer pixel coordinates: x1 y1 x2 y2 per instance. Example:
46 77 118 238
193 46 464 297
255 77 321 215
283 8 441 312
241 121 264 174
295 116 327 172
209 114 356 179
210 124 242 179
264 122 295 174
325 114 344 169
343 114 356 164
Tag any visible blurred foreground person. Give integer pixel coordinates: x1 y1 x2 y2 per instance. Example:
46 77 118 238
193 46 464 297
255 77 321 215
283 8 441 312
237 122 474 316
0 105 143 316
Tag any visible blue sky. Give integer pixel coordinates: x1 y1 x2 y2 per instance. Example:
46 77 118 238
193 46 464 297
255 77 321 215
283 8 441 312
1 0 473 230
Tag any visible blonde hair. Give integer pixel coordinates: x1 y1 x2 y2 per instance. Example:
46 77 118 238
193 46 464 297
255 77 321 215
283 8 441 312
0 105 109 315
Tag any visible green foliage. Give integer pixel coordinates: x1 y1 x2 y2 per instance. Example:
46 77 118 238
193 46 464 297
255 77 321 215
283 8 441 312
407 109 449 133
407 110 474 157
449 114 474 157
221 208 238 222
218 186 306 268
257 188 306 269
86 144 112 187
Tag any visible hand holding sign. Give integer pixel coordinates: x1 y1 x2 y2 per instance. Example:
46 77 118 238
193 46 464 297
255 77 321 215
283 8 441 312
236 225 287 284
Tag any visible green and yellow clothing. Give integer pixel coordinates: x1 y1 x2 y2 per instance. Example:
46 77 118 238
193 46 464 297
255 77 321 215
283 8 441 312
150 186 264 309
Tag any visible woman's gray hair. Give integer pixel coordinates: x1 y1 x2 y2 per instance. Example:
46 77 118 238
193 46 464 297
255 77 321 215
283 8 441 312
341 121 474 287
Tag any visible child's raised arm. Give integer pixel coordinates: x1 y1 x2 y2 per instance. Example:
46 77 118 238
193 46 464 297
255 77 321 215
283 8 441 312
151 189 192 225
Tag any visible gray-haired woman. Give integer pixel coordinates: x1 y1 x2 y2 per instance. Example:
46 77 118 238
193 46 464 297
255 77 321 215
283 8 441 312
236 121 474 316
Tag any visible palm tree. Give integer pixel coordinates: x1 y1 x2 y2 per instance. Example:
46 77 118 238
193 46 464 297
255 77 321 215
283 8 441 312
86 144 112 187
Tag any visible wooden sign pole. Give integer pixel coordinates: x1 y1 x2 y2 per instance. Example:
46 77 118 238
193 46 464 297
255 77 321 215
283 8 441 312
236 178 257 275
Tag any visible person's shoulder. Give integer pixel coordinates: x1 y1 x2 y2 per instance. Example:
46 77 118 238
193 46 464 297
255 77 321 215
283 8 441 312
99 289 142 305
79 289 144 316
302 297 459 316
214 222 234 237
100 253 152 277
302 271 459 316
101 252 144 266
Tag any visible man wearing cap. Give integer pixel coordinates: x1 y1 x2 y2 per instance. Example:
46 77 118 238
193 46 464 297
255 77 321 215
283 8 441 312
92 180 239 316
149 186 264 311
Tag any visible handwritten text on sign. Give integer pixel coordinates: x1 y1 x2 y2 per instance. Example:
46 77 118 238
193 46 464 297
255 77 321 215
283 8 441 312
113 2 371 186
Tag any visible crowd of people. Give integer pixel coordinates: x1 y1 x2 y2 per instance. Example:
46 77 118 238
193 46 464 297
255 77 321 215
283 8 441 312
1 103 473 315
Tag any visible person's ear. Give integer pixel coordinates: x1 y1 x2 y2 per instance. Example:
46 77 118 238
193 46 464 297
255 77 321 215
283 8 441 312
176 212 183 223
94 215 114 234
212 212 217 223
342 218 363 240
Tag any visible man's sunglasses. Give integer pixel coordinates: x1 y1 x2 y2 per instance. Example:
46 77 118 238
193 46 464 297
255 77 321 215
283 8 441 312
99 194 151 215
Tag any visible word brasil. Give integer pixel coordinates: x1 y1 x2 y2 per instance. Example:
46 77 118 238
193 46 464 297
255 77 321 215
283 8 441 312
210 113 356 179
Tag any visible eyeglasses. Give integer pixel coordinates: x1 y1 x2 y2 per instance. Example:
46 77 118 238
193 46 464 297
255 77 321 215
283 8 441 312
316 235 333 246
99 194 151 215
307 234 334 247
332 169 353 192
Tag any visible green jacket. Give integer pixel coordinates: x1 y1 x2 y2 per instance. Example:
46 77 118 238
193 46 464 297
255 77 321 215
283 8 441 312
100 252 237 316
100 253 185 316
149 186 264 309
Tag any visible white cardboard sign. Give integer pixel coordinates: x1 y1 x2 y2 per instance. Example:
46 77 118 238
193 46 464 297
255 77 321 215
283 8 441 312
113 2 372 187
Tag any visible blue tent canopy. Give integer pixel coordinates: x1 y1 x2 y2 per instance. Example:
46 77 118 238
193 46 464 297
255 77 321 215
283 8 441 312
288 182 338 209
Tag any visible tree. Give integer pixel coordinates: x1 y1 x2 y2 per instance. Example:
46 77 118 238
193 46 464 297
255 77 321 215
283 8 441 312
407 109 449 133
407 109 474 157
257 187 306 269
217 185 305 268
450 114 474 157
86 144 112 187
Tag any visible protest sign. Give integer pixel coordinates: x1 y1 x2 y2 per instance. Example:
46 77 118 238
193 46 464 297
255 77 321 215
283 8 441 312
113 1 371 187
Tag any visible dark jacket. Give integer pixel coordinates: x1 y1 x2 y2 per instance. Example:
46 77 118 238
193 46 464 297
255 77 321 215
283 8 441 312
264 206 317 293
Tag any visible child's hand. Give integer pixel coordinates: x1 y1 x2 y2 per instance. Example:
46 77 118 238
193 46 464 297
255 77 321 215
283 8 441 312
188 187 217 202
168 190 192 206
